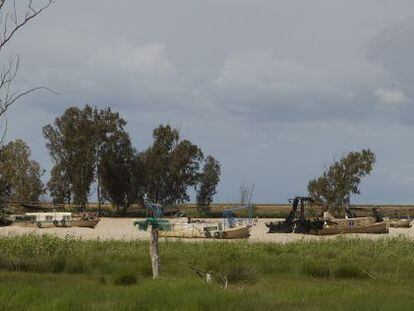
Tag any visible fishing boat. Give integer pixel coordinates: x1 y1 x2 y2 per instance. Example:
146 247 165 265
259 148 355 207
266 197 388 235
385 218 412 228
25 212 72 228
157 220 251 239
318 212 388 235
23 212 100 228
136 195 254 239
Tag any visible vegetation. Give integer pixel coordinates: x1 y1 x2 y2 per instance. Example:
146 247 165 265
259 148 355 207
43 106 98 207
0 139 44 202
197 155 221 212
42 108 217 213
308 149 376 214
43 106 145 212
0 235 413 309
141 124 204 205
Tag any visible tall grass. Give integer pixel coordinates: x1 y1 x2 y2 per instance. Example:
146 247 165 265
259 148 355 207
1 234 414 281
1 235 414 309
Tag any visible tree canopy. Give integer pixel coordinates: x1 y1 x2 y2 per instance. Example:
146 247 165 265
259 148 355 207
308 149 376 213
43 106 97 208
0 139 44 202
141 124 204 205
197 155 221 211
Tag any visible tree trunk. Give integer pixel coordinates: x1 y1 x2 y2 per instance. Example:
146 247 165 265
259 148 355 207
150 226 160 279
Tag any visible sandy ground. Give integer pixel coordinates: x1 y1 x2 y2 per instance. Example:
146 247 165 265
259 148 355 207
1 218 413 242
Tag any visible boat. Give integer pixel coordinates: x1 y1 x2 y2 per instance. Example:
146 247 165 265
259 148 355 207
69 218 100 228
385 218 412 228
25 212 72 228
157 221 250 239
318 211 388 235
318 220 388 235
23 212 100 228
135 198 253 239
266 197 388 235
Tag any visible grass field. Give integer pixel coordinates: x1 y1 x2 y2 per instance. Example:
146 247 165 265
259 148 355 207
1 235 414 310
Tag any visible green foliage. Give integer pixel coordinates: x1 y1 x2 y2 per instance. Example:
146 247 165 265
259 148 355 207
141 124 204 205
308 149 376 213
43 106 97 207
43 106 143 212
47 163 71 204
197 155 221 212
97 109 144 213
0 139 44 202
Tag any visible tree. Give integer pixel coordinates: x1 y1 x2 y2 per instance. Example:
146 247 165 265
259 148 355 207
98 127 144 214
43 105 97 208
196 155 221 212
0 139 44 202
47 163 71 204
141 124 204 205
308 149 376 214
44 106 144 212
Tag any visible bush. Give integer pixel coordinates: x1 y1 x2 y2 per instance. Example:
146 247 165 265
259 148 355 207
113 271 138 286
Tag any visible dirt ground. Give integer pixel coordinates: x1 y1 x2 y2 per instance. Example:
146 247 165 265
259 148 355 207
1 218 413 242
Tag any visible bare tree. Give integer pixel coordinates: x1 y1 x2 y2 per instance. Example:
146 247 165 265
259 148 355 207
0 0 54 120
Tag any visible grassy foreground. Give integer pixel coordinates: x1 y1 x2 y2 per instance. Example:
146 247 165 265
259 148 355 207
0 235 414 310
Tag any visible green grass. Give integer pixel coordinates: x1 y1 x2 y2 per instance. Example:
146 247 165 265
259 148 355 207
1 235 414 310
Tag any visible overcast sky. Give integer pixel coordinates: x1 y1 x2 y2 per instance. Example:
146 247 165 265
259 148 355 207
2 0 414 203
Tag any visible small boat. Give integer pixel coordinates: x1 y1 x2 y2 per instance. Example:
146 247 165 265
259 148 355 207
385 218 412 228
69 218 100 228
135 200 253 239
157 219 251 239
318 212 388 235
317 221 388 235
24 212 100 228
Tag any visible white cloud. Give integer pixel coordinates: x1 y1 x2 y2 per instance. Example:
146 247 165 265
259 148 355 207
374 87 410 105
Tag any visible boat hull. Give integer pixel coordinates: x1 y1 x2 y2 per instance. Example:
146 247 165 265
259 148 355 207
70 219 100 228
36 221 56 228
159 225 250 239
53 219 100 228
387 219 412 228
317 222 388 235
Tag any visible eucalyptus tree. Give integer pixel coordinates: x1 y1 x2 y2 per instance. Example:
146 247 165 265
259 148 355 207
141 124 204 205
97 111 145 214
308 149 376 214
0 139 44 202
47 163 71 204
43 105 97 208
196 155 221 212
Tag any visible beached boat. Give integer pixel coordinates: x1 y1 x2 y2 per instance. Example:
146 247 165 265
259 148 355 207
69 218 100 228
136 199 253 239
25 212 72 228
156 219 251 239
266 197 388 235
382 217 412 228
318 221 388 235
319 212 388 235
23 212 100 228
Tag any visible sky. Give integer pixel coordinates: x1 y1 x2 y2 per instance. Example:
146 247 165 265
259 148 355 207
2 0 414 203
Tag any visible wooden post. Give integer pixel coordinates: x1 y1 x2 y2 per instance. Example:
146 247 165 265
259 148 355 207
150 226 160 279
